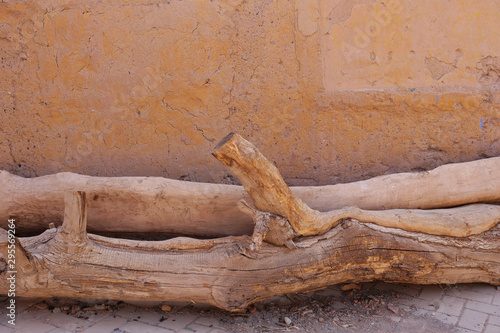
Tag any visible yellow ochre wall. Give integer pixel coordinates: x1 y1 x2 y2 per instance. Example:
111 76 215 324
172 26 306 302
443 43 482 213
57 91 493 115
1 0 499 185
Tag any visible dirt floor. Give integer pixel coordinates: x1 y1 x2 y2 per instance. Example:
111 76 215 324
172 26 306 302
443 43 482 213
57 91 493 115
188 283 455 333
3 282 463 332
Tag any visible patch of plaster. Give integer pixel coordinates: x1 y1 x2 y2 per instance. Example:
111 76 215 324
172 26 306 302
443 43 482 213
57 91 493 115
296 0 319 36
475 56 500 86
317 0 500 90
325 0 373 25
424 57 456 81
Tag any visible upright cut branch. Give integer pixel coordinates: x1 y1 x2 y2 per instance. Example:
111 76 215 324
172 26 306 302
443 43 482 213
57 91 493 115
58 191 88 244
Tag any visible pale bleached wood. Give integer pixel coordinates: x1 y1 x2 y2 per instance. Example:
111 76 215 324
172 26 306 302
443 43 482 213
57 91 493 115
212 133 321 234
338 204 500 237
1 155 500 236
213 133 500 237
0 209 498 311
58 191 88 244
1 132 499 310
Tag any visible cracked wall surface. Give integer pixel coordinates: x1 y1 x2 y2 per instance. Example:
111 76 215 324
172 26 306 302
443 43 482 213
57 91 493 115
0 0 499 185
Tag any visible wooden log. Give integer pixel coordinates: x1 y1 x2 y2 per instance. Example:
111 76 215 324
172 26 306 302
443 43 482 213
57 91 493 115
0 194 498 311
1 154 500 236
213 133 500 238
0 133 499 310
0 171 254 237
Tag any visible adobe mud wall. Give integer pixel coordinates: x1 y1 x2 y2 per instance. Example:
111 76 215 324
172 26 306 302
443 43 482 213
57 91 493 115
1 0 499 185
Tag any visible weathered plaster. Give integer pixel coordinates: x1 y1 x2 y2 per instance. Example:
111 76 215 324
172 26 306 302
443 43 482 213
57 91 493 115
0 0 499 185
315 0 500 90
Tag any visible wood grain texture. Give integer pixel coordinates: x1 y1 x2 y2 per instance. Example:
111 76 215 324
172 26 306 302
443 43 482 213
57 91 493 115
0 133 499 310
1 155 500 237
1 214 498 311
213 133 500 237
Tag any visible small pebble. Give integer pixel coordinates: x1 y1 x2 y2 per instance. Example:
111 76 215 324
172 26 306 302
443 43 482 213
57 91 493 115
284 317 292 325
34 302 49 310
387 305 399 315
71 305 81 314
390 316 401 323
341 283 361 291
161 304 172 312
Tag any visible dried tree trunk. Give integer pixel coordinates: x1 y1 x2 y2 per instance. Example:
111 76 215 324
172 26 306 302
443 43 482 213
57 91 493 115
0 133 499 311
0 191 498 311
1 154 500 237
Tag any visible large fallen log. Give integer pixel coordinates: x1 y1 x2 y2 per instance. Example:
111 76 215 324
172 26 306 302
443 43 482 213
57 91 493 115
1 154 499 237
0 134 499 311
0 191 498 311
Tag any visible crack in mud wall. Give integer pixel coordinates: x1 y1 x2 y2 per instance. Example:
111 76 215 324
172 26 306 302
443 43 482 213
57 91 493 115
0 0 499 185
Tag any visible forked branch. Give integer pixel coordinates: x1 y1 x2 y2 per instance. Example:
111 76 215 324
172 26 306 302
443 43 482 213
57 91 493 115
213 133 500 239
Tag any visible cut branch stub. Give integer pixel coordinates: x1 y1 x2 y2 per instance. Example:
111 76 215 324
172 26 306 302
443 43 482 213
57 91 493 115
237 200 296 251
56 191 88 245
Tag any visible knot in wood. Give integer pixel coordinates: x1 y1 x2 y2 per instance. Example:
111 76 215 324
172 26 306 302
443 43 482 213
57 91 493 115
237 200 296 252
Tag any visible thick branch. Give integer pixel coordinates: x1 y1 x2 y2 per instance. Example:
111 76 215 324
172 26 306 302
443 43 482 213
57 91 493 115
58 191 88 244
213 133 500 237
1 217 498 311
213 132 322 234
1 154 500 236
